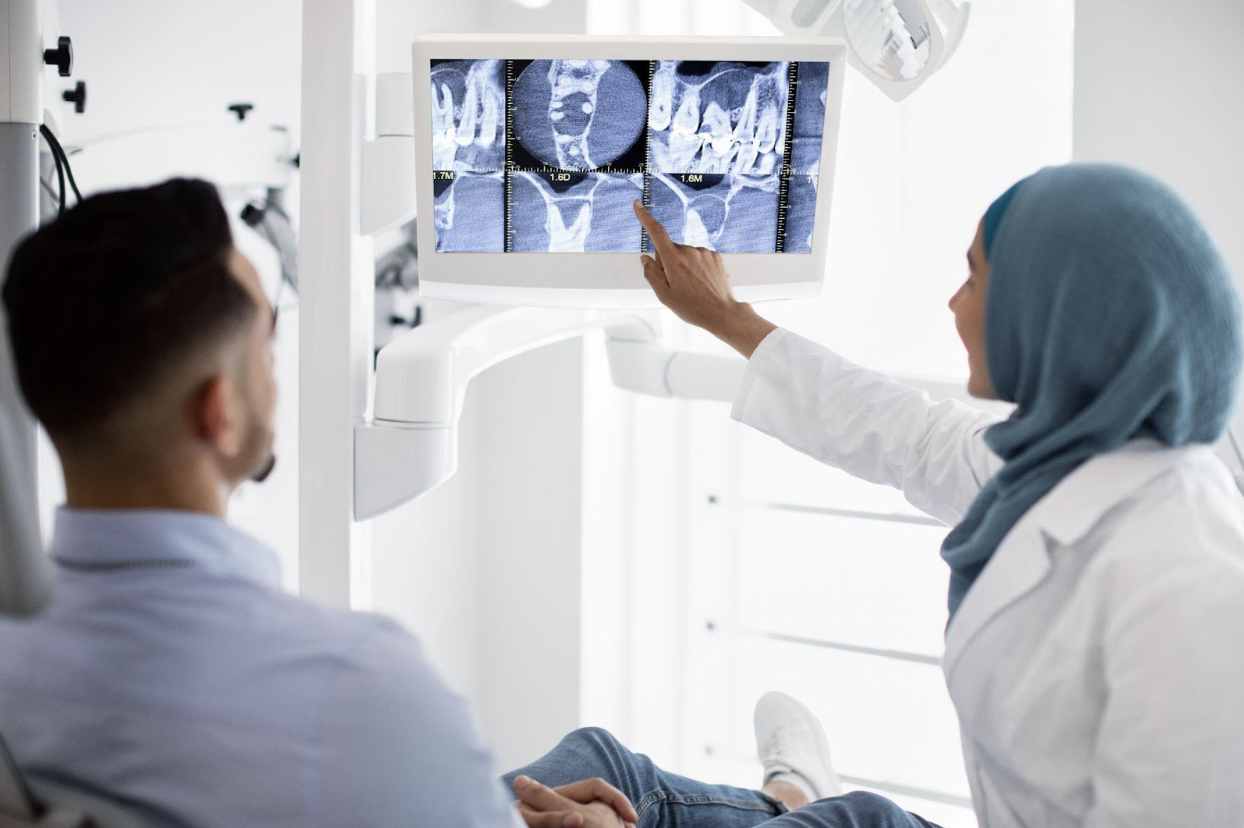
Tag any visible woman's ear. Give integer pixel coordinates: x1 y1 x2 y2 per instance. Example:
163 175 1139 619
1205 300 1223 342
191 374 244 458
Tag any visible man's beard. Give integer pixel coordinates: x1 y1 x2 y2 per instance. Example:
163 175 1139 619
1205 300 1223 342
250 452 277 483
237 407 277 484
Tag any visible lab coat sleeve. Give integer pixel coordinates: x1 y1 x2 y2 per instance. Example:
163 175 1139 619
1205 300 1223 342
732 328 1002 525
1083 500 1244 828
315 617 524 828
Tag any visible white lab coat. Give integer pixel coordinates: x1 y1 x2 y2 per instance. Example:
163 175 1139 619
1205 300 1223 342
732 328 1244 828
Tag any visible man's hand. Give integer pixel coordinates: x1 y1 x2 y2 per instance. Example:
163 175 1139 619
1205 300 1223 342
633 201 776 359
512 775 638 828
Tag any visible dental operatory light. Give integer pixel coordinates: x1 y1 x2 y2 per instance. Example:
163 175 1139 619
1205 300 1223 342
742 0 970 101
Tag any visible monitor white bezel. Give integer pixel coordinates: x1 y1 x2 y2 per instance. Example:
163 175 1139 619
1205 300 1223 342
412 35 848 308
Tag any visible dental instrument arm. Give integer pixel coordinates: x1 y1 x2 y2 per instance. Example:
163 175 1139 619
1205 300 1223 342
353 305 745 520
63 121 294 199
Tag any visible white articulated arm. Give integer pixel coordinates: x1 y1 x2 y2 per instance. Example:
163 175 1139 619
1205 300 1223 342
354 305 746 520
65 122 294 197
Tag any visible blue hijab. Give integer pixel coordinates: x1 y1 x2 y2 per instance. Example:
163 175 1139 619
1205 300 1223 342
940 164 1243 617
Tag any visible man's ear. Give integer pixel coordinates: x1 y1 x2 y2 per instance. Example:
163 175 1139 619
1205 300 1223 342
192 374 244 458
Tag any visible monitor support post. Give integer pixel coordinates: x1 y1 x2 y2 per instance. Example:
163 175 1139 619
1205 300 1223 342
0 0 53 617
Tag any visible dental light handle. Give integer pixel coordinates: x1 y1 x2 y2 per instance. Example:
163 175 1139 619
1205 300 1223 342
770 0 843 36
0 0 54 616
739 0 971 101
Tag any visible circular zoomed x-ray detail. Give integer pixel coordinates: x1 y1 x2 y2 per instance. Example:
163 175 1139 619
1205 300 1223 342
512 60 647 171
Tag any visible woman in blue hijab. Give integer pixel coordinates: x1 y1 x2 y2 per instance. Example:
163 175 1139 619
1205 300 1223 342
940 165 1243 616
509 164 1244 828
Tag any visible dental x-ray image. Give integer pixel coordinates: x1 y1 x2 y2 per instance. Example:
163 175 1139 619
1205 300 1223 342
647 173 780 253
430 58 506 252
782 172 818 254
790 61 829 174
647 61 790 176
430 59 505 173
433 171 505 252
511 60 649 172
427 58 832 254
510 172 645 252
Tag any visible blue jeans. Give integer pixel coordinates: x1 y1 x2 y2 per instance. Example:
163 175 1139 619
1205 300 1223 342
503 728 944 828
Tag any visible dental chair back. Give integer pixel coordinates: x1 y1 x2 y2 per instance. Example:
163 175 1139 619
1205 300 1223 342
0 730 148 828
0 400 148 828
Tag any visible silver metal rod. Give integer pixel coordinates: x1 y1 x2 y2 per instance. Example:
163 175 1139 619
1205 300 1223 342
0 120 53 616
747 628 944 666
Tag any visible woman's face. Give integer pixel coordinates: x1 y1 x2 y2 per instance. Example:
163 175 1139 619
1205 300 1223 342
949 221 997 399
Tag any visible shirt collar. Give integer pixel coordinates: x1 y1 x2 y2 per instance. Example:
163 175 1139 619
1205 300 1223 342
49 508 283 589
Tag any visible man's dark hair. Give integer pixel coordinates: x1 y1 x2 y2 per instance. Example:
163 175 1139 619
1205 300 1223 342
2 178 258 439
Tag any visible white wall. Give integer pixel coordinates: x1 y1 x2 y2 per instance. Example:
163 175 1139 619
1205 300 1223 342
1074 0 1244 300
1074 0 1244 449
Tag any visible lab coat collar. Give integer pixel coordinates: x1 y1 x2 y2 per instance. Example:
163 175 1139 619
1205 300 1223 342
943 439 1211 675
49 507 283 589
1033 438 1206 546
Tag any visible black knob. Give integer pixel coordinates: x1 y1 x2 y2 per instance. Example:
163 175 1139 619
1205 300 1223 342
62 81 87 114
227 103 254 122
43 36 73 77
239 203 265 227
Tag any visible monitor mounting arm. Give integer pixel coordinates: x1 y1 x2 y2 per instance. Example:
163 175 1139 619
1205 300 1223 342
354 305 745 519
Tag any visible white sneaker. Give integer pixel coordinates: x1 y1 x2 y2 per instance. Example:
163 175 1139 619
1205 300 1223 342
754 691 844 803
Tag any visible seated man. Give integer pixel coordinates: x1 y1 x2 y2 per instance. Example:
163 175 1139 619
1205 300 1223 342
0 180 523 828
0 180 919 828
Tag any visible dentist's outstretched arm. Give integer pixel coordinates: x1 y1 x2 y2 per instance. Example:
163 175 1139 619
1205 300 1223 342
634 201 776 358
633 201 999 524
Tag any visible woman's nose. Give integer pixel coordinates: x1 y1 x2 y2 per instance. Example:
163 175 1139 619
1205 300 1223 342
948 287 962 312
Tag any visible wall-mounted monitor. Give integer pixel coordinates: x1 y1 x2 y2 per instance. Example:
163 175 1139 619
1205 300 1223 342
413 35 847 307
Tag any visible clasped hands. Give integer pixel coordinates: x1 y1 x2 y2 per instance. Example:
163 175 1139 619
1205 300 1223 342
512 775 639 828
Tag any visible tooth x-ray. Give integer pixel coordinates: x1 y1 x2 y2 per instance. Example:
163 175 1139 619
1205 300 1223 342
510 172 646 252
429 58 831 254
512 60 649 172
648 172 781 253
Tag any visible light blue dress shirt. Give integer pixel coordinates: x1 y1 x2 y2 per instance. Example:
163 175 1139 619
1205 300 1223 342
0 509 521 828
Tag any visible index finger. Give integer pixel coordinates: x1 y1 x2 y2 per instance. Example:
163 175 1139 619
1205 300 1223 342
513 777 578 814
633 201 678 257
